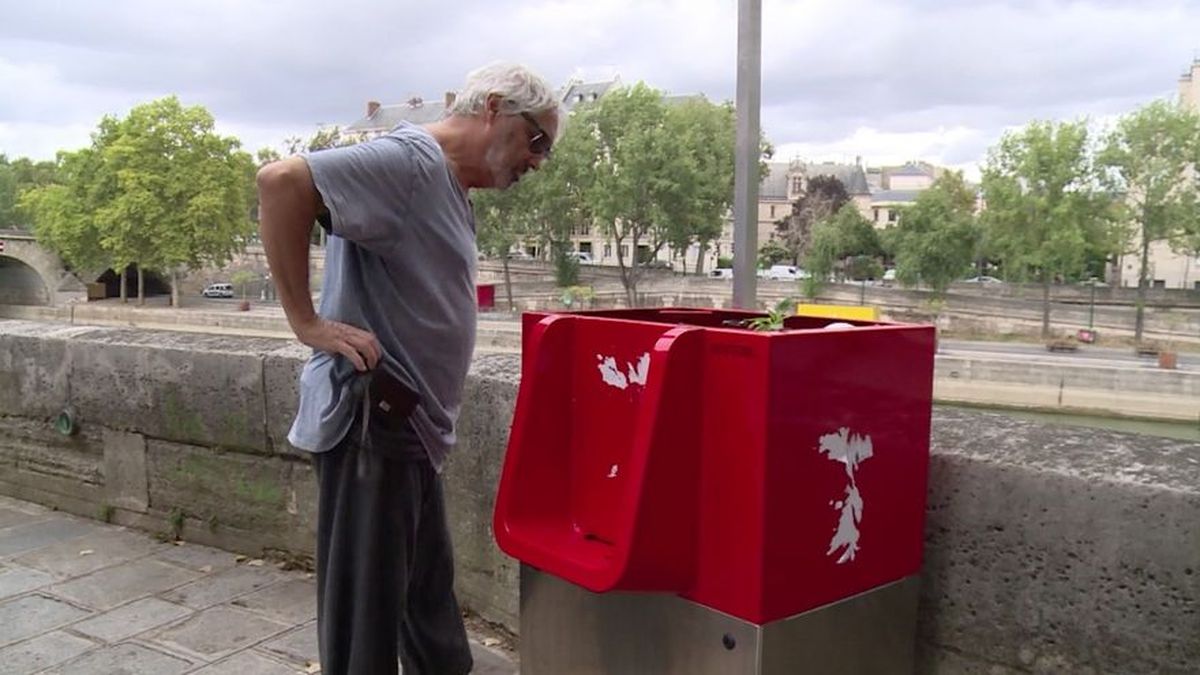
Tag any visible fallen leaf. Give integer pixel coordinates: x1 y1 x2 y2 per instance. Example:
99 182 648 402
304 661 321 673
247 558 265 567
199 565 213 574
482 638 501 648
235 555 248 563
78 550 94 557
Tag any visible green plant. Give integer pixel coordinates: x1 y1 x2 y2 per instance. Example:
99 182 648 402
748 298 795 331
167 507 185 541
717 256 733 269
560 285 594 309
98 503 115 523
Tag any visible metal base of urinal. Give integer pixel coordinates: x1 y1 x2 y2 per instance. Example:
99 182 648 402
519 565 919 675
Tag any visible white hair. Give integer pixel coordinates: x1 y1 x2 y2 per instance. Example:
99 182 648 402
449 62 561 120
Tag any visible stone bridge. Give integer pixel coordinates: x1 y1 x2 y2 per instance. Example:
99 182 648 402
0 229 85 306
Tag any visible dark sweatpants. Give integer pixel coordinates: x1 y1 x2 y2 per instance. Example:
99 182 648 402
312 422 473 675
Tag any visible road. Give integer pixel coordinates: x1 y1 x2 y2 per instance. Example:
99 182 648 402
939 338 1196 370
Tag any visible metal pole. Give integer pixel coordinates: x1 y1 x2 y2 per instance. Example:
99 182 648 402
1089 277 1096 331
732 0 762 309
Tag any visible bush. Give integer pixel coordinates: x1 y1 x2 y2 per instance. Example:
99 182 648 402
717 256 733 269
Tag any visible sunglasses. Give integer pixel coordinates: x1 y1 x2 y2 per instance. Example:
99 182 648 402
519 111 554 157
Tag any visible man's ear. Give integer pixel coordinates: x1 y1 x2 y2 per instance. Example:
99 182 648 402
485 93 503 124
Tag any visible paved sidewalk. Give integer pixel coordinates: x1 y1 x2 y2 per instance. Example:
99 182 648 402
0 495 516 674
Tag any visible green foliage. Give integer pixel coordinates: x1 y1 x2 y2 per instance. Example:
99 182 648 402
21 97 256 298
552 244 580 287
230 269 257 299
747 298 795 331
757 239 791 268
804 203 879 293
0 155 57 228
891 172 980 296
1097 99 1200 341
716 256 734 269
981 119 1112 336
776 175 850 264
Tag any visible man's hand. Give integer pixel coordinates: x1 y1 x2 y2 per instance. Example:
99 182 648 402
295 316 382 372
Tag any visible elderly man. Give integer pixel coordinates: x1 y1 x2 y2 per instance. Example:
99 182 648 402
256 63 559 675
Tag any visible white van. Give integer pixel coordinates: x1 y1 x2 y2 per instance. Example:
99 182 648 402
202 283 234 298
766 265 810 281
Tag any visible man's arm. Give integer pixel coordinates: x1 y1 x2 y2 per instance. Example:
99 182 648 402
256 157 380 371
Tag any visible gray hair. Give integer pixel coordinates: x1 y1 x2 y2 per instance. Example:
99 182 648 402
449 62 561 120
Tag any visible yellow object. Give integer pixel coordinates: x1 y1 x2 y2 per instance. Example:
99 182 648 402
795 304 880 321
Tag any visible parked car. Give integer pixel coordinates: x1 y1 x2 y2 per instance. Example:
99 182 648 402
882 268 897 283
565 251 594 265
202 282 234 298
765 265 810 281
642 259 674 271
709 268 734 279
961 275 1003 284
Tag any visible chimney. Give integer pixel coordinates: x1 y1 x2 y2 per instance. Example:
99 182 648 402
444 91 457 111
366 100 381 118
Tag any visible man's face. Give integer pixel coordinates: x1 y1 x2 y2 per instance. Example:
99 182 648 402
484 100 558 190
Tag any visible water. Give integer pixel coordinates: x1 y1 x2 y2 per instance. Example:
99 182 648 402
937 405 1200 443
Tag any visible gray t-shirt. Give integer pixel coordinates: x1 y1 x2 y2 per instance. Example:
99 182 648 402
286 123 477 472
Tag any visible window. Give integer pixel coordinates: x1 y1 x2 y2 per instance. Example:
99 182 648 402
1152 279 1166 289
579 242 593 254
769 205 776 219
621 245 630 259
603 243 612 258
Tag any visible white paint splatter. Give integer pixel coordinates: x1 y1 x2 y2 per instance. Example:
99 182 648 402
597 355 628 389
627 353 650 386
819 427 874 564
607 464 619 478
597 352 650 390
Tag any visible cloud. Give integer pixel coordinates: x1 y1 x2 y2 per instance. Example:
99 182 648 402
0 0 1197 173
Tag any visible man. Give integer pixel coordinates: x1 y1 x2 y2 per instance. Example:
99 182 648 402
256 63 559 675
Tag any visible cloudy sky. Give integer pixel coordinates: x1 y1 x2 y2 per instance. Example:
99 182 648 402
1 0 1196 179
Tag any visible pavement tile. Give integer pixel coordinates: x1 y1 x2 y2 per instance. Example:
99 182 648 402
470 641 518 675
0 506 46 531
0 630 97 675
49 558 200 610
161 564 286 610
0 518 98 558
0 594 93 647
146 605 291 663
229 578 316 625
69 596 193 643
14 528 167 579
191 650 307 675
41 641 194 675
0 563 54 600
152 541 241 573
259 622 318 667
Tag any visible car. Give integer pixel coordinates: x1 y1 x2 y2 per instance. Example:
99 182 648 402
709 268 734 279
642 259 673 271
961 275 1003 284
882 268 896 282
765 265 810 281
565 251 594 265
202 282 234 298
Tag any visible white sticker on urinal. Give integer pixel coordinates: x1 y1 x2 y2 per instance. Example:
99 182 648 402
818 427 874 564
597 352 650 390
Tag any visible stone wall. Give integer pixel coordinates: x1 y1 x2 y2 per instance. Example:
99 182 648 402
0 320 1195 673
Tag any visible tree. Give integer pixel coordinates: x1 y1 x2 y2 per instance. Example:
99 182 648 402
757 239 791 268
659 99 737 275
22 96 256 305
803 203 879 297
776 175 849 265
890 172 980 297
1098 100 1200 341
980 120 1112 338
0 155 57 229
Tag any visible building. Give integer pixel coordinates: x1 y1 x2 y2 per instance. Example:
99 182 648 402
866 163 938 228
1115 59 1200 289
